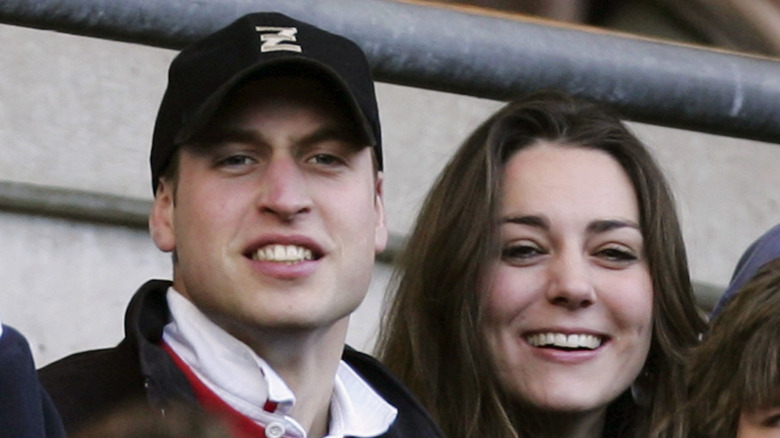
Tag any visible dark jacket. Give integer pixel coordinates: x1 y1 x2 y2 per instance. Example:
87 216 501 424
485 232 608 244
0 325 65 438
39 279 444 438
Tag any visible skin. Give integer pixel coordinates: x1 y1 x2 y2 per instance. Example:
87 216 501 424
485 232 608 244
739 407 780 438
482 142 653 438
149 76 387 436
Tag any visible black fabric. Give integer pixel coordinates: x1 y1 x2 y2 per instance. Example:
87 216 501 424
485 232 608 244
342 346 446 437
602 390 638 438
0 325 65 438
39 279 444 437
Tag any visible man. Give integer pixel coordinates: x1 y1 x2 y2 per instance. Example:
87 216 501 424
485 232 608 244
40 12 443 438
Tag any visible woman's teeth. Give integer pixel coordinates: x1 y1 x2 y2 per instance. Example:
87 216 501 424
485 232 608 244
526 333 603 350
253 244 313 263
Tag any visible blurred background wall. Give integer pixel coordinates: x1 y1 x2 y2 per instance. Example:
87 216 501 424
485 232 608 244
1 0 779 366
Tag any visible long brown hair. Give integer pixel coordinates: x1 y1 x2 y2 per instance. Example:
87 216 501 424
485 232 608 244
376 90 706 438
687 258 780 438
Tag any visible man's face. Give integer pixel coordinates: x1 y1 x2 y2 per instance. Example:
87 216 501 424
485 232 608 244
150 76 387 341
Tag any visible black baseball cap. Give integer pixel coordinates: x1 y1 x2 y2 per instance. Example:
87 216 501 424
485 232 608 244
150 12 382 192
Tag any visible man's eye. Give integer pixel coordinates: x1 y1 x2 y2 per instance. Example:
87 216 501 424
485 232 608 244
308 154 343 166
218 155 255 167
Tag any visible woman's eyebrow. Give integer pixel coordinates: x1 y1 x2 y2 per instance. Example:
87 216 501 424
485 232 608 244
499 216 640 235
500 215 549 230
586 219 641 235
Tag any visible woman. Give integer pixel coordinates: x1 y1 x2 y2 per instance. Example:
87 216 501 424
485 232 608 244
377 91 706 438
687 236 780 438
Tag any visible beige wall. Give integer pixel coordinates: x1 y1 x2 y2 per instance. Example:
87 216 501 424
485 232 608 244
1 23 779 366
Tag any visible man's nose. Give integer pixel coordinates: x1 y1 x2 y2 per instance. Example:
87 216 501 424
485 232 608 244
256 156 313 221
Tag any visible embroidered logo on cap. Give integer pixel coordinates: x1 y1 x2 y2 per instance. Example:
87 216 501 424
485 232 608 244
255 26 303 53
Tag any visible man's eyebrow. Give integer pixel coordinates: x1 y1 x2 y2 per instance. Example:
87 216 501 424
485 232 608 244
298 125 363 147
189 125 363 149
500 215 549 230
586 219 641 235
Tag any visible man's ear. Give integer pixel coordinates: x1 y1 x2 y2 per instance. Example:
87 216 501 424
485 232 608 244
149 179 176 252
374 172 388 253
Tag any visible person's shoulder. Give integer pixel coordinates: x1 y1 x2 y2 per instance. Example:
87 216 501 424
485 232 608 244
38 277 169 398
0 325 32 358
1 325 40 377
0 324 66 438
343 347 445 438
40 339 140 383
39 339 145 434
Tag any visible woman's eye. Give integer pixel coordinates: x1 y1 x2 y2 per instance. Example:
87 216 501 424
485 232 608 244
756 409 780 428
502 244 543 261
596 246 638 263
764 414 780 427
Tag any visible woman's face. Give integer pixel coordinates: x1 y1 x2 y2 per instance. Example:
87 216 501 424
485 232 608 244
482 142 653 417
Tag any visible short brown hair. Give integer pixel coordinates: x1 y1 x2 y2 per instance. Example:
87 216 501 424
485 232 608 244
686 257 780 438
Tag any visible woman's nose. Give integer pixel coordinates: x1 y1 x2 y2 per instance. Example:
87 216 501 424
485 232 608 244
546 252 597 310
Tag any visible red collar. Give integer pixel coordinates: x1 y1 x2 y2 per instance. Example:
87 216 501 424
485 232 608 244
164 342 279 438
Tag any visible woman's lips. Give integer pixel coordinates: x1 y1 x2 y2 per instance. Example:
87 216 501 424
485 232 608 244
525 332 604 350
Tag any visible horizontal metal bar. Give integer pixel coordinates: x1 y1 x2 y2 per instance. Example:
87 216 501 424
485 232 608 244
2 0 780 144
0 181 151 228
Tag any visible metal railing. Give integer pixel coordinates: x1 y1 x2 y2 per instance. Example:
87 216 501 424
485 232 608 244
2 0 780 144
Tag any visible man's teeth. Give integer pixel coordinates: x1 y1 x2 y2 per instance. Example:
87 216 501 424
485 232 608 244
526 333 603 350
253 244 313 263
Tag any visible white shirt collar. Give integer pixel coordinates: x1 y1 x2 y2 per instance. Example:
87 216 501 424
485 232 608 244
162 287 397 437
